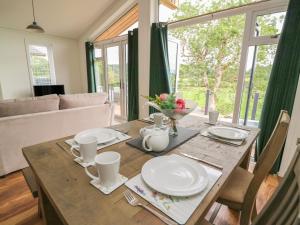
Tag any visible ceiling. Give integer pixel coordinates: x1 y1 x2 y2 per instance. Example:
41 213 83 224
0 0 113 39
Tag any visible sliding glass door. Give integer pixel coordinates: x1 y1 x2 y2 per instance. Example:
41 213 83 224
166 2 287 126
239 9 286 126
94 36 128 121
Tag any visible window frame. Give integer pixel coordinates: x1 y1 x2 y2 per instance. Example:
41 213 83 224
165 0 288 123
25 41 56 92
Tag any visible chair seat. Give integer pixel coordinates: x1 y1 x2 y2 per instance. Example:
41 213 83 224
217 166 254 210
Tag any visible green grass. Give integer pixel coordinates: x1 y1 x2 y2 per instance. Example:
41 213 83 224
178 86 265 121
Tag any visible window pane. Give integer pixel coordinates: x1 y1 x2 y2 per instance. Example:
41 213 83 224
94 60 105 92
107 46 121 117
95 48 102 58
159 0 256 23
168 39 179 93
171 14 245 119
255 11 286 37
239 45 277 126
29 45 53 85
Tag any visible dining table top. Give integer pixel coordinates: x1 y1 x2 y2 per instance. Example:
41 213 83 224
22 115 260 225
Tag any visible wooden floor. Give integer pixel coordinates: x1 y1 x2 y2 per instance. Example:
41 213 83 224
0 169 280 225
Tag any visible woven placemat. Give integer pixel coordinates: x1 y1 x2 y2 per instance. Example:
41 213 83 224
126 127 199 156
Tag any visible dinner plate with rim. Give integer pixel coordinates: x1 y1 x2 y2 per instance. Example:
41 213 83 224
141 155 209 197
207 126 248 140
74 128 117 145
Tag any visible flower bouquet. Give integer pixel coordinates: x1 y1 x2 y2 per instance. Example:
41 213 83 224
145 93 197 135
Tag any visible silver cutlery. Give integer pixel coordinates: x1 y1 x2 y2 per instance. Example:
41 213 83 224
179 152 223 170
123 190 177 225
112 128 129 135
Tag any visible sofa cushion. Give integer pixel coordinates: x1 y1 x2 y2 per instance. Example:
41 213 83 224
59 93 108 109
16 94 58 101
0 94 59 117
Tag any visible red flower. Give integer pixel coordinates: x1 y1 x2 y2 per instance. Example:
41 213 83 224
176 99 185 111
159 93 169 101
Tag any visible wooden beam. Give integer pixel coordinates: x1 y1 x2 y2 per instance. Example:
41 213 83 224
95 5 139 42
160 0 178 10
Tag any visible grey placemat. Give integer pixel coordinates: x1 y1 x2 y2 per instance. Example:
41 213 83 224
200 128 247 146
126 127 199 156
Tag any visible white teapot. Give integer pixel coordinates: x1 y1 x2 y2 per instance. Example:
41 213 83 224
141 127 169 152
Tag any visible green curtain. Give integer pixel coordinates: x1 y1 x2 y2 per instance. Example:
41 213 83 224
128 29 139 121
149 23 171 114
85 42 97 93
256 0 300 174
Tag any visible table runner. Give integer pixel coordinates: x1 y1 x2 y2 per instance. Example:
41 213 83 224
125 154 222 224
126 127 199 156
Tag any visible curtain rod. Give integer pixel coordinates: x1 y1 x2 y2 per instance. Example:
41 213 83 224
167 0 274 27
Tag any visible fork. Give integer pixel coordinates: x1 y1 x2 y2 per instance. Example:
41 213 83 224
123 190 177 225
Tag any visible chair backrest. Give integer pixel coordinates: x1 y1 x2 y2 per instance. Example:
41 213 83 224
253 110 290 178
242 110 290 224
253 138 300 225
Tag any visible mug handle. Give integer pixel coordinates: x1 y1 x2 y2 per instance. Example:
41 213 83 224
85 164 99 181
70 146 81 159
142 135 152 151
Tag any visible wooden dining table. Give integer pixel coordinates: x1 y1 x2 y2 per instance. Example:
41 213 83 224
22 115 260 225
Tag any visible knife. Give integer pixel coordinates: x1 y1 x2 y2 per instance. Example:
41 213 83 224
179 152 223 170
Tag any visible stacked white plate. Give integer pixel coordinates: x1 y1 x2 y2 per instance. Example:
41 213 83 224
207 126 248 141
141 155 209 197
74 128 117 145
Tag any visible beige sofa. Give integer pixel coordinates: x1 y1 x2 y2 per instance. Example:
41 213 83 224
0 93 114 176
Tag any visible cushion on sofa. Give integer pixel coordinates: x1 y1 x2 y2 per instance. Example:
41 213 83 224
0 94 59 117
59 93 108 109
16 94 58 101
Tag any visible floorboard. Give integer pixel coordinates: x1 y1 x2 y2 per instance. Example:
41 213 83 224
0 170 280 225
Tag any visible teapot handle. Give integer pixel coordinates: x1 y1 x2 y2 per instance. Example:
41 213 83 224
142 135 152 151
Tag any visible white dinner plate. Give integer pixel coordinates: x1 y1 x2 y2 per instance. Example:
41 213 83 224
74 128 116 145
141 155 209 197
207 126 248 140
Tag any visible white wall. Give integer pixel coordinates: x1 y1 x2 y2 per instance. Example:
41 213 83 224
279 76 300 176
138 0 158 118
0 28 83 99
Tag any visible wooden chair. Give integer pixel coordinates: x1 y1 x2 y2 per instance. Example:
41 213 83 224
215 110 290 225
201 137 300 225
252 137 300 224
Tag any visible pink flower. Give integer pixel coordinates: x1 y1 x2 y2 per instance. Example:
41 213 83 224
159 93 169 101
176 99 185 109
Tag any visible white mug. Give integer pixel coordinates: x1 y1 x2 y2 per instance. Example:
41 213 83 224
85 151 120 187
142 128 169 152
209 111 219 125
71 136 97 163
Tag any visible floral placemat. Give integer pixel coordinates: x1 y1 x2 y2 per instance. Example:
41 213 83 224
125 155 222 224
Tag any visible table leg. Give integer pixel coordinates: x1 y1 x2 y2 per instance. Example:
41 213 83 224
240 142 254 169
37 184 64 225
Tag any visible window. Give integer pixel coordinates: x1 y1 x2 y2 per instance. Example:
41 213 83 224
164 0 287 124
159 0 258 23
94 48 105 92
27 44 55 85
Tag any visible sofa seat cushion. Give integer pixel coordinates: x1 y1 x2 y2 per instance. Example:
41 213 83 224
59 93 108 109
0 94 59 117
